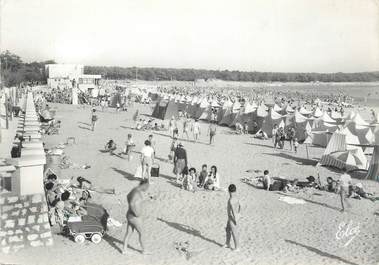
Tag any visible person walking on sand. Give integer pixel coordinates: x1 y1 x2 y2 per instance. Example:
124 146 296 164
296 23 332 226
224 184 241 251
122 179 151 255
90 109 98 131
132 110 139 125
125 134 135 161
192 119 201 142
173 143 187 183
208 121 217 145
183 118 191 140
338 170 352 212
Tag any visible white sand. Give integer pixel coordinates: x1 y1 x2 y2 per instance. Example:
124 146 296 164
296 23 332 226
1 103 378 265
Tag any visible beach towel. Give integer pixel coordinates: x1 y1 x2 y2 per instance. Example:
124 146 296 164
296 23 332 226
278 196 306 205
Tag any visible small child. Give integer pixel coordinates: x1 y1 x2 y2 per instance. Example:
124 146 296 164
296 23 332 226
293 138 299 153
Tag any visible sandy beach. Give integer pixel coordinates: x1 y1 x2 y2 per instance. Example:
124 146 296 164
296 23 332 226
1 102 378 265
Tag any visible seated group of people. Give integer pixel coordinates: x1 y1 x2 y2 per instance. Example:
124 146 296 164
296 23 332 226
257 170 322 192
179 164 221 192
135 118 165 131
235 122 249 135
256 170 377 201
44 170 92 227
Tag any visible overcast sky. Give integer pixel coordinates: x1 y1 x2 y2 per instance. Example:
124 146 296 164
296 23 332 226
1 0 379 72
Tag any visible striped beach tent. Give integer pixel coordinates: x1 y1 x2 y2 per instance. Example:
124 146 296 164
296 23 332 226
366 125 379 180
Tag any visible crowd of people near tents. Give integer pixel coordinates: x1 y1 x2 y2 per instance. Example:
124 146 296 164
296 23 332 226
147 86 379 182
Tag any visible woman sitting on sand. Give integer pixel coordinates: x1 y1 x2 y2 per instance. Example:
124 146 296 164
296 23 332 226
104 140 117 154
182 167 198 192
204 165 221 191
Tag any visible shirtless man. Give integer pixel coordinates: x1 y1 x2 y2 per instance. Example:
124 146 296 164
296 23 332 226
122 180 151 255
224 184 241 251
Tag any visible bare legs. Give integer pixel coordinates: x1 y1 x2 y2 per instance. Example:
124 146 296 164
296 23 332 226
123 216 149 254
224 221 239 251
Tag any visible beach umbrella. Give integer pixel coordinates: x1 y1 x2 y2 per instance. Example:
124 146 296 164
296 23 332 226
327 149 367 170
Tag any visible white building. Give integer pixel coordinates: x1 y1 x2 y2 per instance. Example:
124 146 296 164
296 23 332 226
45 64 101 93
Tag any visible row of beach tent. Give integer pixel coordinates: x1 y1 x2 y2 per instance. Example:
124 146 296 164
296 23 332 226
152 95 378 180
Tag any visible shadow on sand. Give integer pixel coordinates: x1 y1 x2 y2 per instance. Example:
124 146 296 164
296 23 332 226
157 218 222 247
245 142 275 149
103 234 142 254
111 167 140 182
277 192 342 212
262 152 318 166
78 121 91 127
285 239 359 265
78 125 91 131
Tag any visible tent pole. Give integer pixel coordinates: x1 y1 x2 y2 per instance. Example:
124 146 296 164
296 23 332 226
306 144 309 159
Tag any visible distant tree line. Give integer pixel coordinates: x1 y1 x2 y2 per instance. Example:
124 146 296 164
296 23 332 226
85 66 379 83
0 50 55 87
1 51 378 86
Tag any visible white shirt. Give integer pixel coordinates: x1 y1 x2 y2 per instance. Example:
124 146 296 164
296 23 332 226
339 173 351 188
141 146 154 157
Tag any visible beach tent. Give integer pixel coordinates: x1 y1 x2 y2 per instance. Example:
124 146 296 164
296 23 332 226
344 113 372 145
343 111 356 121
152 100 179 120
311 111 339 147
331 111 342 121
199 105 212 120
210 99 220 108
285 105 295 114
262 109 285 137
339 127 361 148
219 106 233 126
311 124 338 147
219 101 240 126
313 108 323 118
320 131 367 170
273 104 286 115
294 111 312 141
218 99 233 123
299 107 313 116
365 126 379 180
195 98 209 119
366 146 379 180
321 149 367 171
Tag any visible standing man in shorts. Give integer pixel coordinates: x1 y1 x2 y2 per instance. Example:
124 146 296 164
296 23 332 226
224 184 241 251
122 180 151 255
192 119 201 142
339 170 352 212
140 140 155 182
208 121 217 145
90 109 98 131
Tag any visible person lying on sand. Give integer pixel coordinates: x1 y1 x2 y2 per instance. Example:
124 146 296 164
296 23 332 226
224 184 241 251
122 179 151 255
104 139 117 155
349 183 378 202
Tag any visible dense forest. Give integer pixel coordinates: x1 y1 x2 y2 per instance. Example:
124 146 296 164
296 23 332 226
1 51 379 87
85 66 379 83
0 51 55 87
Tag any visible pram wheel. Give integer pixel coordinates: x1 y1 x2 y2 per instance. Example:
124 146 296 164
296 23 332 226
74 234 85 244
91 233 102 244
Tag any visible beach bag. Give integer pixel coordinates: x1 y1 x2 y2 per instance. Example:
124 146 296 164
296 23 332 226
151 164 160 177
